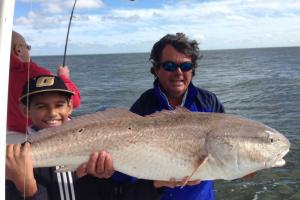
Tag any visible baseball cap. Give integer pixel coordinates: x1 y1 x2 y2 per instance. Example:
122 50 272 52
19 75 74 104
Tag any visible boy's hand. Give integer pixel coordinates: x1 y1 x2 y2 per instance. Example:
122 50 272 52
6 143 37 197
76 150 115 179
153 177 201 188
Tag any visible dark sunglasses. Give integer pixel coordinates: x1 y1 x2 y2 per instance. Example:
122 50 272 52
161 61 193 72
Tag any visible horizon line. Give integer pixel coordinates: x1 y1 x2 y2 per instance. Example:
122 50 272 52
31 45 300 57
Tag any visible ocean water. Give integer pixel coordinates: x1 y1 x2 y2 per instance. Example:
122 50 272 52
33 47 300 199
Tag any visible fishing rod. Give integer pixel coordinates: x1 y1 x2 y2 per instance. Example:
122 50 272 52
62 0 135 66
62 0 77 67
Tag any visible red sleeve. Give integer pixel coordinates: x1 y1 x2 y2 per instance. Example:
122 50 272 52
7 57 54 133
29 61 52 77
59 75 81 108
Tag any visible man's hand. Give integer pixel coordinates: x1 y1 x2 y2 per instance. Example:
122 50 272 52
57 65 70 79
6 143 37 197
153 177 201 188
76 150 114 179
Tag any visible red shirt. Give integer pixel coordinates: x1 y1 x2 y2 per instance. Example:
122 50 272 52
7 54 81 133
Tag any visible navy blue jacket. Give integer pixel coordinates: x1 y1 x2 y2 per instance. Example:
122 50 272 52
130 79 225 200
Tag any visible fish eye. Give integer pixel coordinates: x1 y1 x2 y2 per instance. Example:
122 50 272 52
265 130 275 143
268 136 274 143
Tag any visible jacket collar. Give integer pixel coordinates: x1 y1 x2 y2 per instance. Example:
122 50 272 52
153 78 198 111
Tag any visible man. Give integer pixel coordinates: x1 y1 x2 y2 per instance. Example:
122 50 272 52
130 33 225 200
7 31 81 133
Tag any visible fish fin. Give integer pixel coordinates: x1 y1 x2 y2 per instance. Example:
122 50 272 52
98 108 141 119
174 107 191 113
55 165 77 173
147 110 173 117
147 107 191 118
181 155 208 188
34 108 141 139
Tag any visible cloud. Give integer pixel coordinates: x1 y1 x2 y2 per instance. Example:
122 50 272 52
14 0 300 55
20 0 104 14
44 3 65 14
15 11 35 25
15 11 66 29
76 0 104 9
44 0 104 14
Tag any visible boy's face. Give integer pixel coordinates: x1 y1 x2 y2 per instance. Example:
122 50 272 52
24 92 73 130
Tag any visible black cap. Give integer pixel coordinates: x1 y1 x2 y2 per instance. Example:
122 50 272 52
19 75 74 104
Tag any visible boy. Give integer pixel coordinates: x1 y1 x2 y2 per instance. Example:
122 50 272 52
8 31 81 133
6 75 112 200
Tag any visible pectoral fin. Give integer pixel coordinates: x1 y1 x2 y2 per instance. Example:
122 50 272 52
181 155 208 188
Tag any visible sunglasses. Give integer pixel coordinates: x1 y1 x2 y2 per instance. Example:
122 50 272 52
26 44 31 50
161 61 193 72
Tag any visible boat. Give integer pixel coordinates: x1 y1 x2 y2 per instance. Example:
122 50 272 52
0 0 15 198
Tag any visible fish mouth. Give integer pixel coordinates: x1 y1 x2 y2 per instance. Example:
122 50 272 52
271 149 289 167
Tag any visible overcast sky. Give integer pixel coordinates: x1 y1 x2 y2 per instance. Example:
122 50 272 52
13 0 300 56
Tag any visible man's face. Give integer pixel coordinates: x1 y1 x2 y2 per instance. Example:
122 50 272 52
155 44 193 99
27 92 72 130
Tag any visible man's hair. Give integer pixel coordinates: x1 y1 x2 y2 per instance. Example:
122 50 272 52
149 33 201 77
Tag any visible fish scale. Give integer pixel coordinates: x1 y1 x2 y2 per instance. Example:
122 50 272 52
28 107 290 181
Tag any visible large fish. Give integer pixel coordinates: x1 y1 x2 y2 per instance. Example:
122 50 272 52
22 108 289 181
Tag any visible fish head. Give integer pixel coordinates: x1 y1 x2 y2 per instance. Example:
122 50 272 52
205 119 290 179
257 128 290 168
228 126 290 172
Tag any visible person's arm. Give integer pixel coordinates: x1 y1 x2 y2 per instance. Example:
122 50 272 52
29 61 52 76
6 143 37 197
6 143 49 200
57 66 81 108
130 90 157 116
212 93 225 113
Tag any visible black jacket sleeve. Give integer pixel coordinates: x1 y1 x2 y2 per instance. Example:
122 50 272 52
130 89 159 116
6 180 48 200
195 88 225 113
